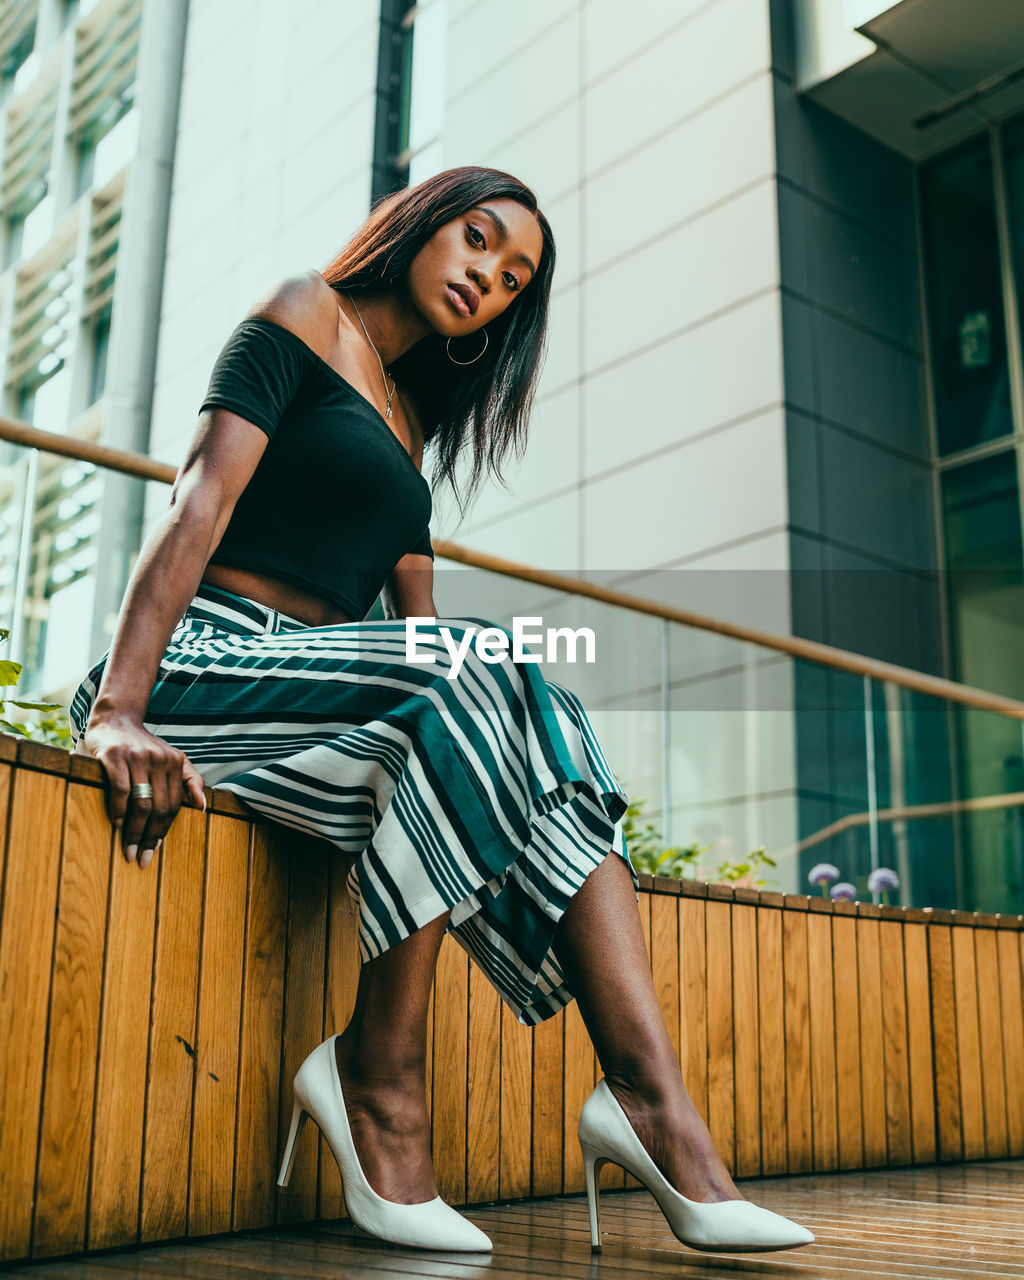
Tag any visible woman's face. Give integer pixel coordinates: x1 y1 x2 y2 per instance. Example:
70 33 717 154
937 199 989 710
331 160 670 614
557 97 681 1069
407 197 545 336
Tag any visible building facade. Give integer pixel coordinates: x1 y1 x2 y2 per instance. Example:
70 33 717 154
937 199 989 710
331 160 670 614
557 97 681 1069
0 0 186 690
3 0 1022 912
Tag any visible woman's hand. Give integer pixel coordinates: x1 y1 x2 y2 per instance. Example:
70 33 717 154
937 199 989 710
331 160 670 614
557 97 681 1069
82 715 207 868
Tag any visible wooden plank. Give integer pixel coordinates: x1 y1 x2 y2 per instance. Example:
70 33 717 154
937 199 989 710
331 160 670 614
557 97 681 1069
232 825 288 1230
730 902 760 1178
678 895 707 1126
650 892 680 1066
0 767 65 1261
431 932 468 1206
879 920 912 1166
88 794 160 1251
139 804 206 1242
33 780 109 1257
0 759 11 900
187 813 249 1237
857 916 887 1166
951 923 985 1160
14 741 70 776
973 926 1008 1159
997 927 1024 1157
620 892 652 1191
318 853 361 1222
560 994 593 1195
831 913 863 1170
903 921 937 1163
781 907 811 1174
466 958 502 1204
704 899 734 1176
806 909 837 1172
530 1007 564 1198
755 905 786 1175
498 999 532 1200
928 924 963 1161
274 839 329 1227
16 1159 1024 1278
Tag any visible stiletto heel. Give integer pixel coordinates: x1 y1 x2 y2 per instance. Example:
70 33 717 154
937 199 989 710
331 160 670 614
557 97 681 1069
578 1079 815 1253
277 1034 492 1252
276 1096 308 1188
580 1139 607 1250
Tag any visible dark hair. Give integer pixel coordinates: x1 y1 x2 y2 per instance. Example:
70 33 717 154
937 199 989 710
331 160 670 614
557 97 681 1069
320 165 556 522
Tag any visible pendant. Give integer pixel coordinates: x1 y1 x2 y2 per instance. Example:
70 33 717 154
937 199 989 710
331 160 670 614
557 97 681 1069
385 404 393 419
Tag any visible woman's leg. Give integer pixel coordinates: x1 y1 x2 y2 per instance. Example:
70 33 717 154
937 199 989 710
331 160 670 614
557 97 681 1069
552 850 744 1204
332 905 452 1204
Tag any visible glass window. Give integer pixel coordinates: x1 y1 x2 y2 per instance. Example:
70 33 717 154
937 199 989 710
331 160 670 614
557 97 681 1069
1001 112 1024 362
940 450 1024 694
939 451 1024 913
920 131 1012 456
1 22 36 85
89 305 112 406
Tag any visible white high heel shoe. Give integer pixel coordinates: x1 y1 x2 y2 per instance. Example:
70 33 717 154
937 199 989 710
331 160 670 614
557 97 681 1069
277 1034 492 1253
579 1078 815 1253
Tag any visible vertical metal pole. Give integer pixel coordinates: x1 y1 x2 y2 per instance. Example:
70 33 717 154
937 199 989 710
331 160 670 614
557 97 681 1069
9 448 37 674
884 678 913 904
661 617 671 846
991 123 1024 507
864 674 880 890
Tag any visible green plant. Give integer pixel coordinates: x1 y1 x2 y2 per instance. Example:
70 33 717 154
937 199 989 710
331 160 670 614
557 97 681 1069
712 844 778 887
0 623 73 747
617 779 778 888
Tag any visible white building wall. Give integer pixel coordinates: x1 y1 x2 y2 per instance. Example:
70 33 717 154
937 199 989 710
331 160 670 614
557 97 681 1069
434 0 789 638
145 0 380 524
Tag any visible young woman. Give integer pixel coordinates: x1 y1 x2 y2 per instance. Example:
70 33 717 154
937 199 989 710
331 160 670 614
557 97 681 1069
69 167 814 1256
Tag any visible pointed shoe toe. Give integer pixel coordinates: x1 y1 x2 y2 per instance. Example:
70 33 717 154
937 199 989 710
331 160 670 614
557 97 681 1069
354 1196 492 1252
277 1035 493 1253
669 1199 815 1251
578 1078 815 1254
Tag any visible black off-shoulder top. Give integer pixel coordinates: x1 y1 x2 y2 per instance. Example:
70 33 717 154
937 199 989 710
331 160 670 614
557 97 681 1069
198 316 433 621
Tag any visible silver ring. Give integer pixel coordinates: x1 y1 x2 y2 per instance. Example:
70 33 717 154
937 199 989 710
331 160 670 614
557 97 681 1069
130 782 154 799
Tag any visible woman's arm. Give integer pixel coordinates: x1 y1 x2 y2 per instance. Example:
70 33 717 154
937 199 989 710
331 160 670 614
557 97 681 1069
381 551 437 620
86 270 361 862
82 406 277 863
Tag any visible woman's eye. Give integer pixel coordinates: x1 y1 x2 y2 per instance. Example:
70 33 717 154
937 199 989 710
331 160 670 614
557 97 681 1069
468 223 518 289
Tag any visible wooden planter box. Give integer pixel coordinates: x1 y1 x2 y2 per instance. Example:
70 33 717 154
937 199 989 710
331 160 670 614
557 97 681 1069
1 736 1022 1265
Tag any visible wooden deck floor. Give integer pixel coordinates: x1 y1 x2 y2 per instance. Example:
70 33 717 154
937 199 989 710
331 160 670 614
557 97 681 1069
5 1160 1022 1279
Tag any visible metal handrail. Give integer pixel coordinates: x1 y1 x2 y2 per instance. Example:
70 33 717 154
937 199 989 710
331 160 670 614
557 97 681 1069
6 411 1024 721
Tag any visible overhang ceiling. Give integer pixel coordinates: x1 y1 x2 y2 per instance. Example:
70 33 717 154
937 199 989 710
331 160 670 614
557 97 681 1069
796 0 1024 158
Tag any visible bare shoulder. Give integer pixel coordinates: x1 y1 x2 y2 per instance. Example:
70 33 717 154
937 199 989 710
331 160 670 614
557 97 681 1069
245 269 340 357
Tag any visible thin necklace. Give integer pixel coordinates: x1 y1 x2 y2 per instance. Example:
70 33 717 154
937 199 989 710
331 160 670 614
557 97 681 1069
348 295 397 419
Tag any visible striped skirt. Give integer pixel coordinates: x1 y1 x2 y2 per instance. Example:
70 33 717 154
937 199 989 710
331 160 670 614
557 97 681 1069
68 580 638 1026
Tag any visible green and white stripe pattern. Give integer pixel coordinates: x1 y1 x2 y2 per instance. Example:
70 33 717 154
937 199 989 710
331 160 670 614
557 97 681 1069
70 582 637 1025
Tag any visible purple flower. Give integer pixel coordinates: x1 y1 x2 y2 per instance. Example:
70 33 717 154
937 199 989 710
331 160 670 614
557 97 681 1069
808 862 840 886
830 882 857 902
868 867 900 894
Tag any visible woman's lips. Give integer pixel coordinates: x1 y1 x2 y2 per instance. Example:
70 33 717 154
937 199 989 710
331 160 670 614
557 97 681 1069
447 283 472 317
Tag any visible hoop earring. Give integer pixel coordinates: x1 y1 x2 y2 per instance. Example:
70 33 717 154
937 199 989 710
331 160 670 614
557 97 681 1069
446 328 488 365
